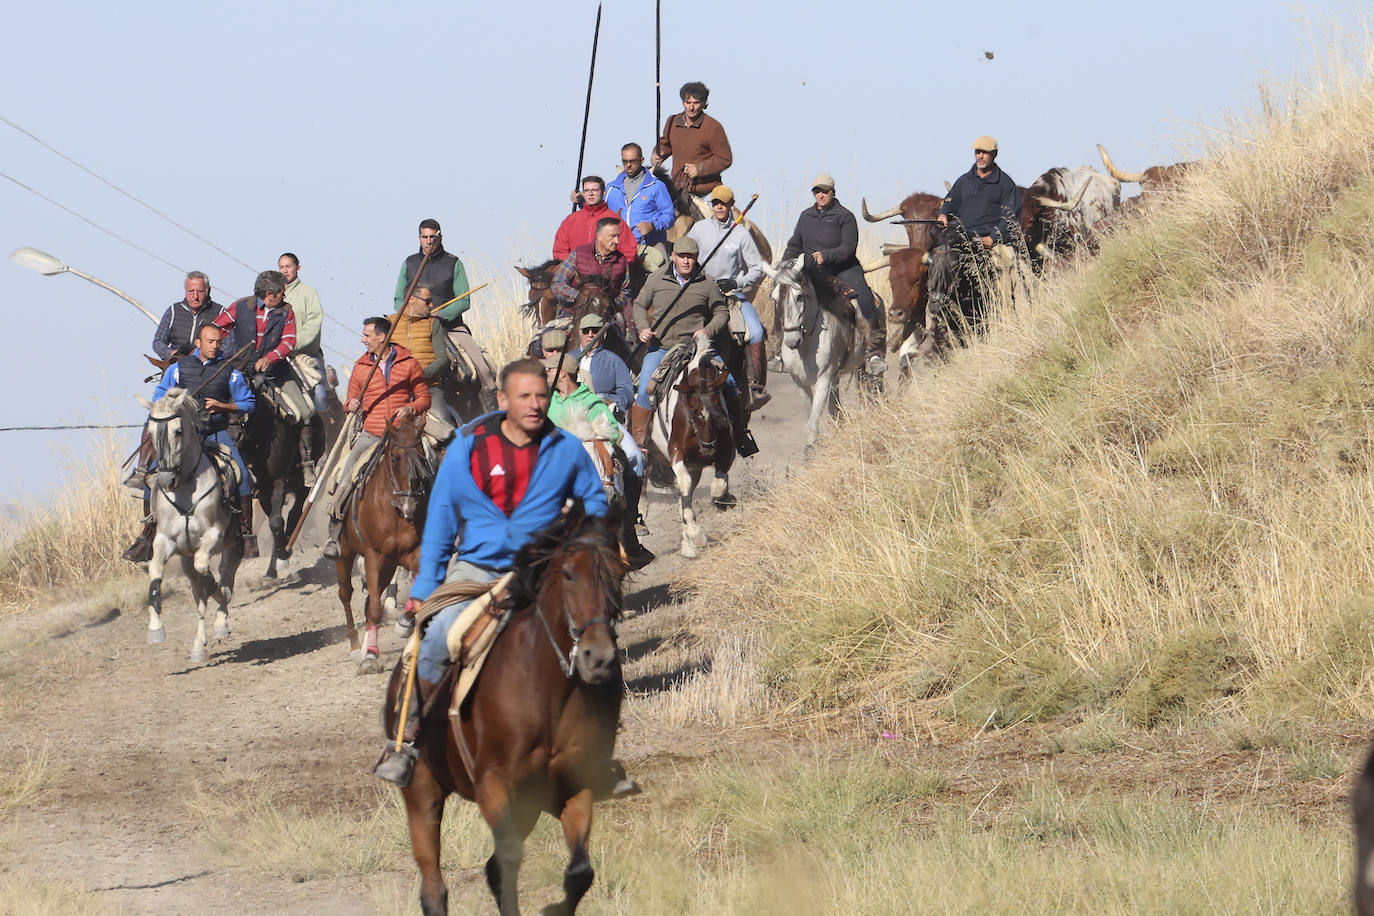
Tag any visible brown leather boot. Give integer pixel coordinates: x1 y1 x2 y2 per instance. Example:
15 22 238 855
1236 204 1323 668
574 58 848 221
122 495 155 563
629 404 653 450
746 341 771 411
238 494 260 559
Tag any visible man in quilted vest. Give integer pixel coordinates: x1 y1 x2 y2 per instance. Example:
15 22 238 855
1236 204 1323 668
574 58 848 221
321 316 431 559
550 218 635 334
389 286 453 424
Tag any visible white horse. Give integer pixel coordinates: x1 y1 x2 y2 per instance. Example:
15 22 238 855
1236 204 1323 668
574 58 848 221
645 338 736 558
762 256 855 448
135 388 241 663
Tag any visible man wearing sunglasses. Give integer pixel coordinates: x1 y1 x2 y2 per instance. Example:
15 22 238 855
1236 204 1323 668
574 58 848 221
606 142 674 271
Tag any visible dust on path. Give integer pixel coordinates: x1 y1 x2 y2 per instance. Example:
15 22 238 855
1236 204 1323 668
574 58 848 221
0 379 816 914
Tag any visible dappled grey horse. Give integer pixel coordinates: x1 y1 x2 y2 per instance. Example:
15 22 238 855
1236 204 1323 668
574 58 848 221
763 255 854 448
136 388 241 663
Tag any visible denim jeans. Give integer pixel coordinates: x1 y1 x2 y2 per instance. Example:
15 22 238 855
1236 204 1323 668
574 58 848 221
416 560 501 683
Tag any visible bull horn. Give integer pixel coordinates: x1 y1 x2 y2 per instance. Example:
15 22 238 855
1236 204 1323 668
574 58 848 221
921 252 930 265
1097 143 1147 183
881 242 909 255
862 198 903 222
862 255 890 273
1036 183 1088 211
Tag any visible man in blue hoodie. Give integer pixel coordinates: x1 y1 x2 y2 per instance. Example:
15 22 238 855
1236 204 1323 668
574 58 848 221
408 358 608 685
605 142 675 270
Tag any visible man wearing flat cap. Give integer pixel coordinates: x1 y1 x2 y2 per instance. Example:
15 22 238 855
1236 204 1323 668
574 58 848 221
629 235 757 458
688 185 770 409
937 136 1022 249
782 174 886 375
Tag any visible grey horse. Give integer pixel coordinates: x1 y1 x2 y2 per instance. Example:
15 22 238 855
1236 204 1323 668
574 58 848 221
135 388 242 663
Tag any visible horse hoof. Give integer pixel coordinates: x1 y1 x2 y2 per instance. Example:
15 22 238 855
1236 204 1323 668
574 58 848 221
190 648 208 664
680 541 700 559
213 623 230 639
711 496 736 511
348 648 364 662
356 655 381 676
147 627 166 645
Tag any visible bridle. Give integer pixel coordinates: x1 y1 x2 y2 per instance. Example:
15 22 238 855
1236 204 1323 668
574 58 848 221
778 271 821 343
148 409 216 536
384 434 430 516
532 539 618 679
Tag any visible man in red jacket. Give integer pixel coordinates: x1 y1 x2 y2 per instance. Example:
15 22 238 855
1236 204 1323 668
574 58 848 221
554 176 637 262
322 315 431 558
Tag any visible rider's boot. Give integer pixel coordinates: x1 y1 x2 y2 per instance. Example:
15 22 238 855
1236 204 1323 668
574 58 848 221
746 341 771 411
374 675 433 787
620 472 655 570
629 404 653 451
238 494 260 559
123 430 155 490
322 517 343 560
478 386 498 414
857 318 889 376
299 418 320 487
122 495 155 564
731 389 759 459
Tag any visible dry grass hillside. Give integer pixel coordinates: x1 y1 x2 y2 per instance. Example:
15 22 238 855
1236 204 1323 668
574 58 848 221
689 52 1374 735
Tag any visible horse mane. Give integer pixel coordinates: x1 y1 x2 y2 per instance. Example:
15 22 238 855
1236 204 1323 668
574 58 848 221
524 258 561 277
503 504 627 620
774 261 852 323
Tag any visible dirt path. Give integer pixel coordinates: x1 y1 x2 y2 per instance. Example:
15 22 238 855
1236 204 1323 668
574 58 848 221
0 379 815 914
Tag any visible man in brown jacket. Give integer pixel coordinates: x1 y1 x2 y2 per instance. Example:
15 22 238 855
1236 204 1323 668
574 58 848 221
651 81 733 204
628 237 757 458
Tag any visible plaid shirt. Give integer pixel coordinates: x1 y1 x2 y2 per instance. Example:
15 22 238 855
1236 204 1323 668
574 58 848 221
214 299 296 364
550 247 632 315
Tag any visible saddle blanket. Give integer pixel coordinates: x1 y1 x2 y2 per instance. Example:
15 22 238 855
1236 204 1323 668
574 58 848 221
398 573 515 714
202 441 244 503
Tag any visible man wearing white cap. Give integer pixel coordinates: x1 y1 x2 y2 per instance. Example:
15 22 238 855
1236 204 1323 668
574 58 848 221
781 174 886 375
687 185 769 409
937 136 1022 248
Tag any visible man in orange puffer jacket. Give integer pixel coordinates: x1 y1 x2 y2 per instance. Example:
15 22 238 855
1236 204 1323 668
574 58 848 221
322 315 431 558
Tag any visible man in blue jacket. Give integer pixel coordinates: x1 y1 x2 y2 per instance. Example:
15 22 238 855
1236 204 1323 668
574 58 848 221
605 142 675 270
937 135 1022 248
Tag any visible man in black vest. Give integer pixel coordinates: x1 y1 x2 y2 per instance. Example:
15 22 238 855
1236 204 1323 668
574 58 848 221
213 270 319 484
393 219 497 414
151 271 226 361
124 324 260 561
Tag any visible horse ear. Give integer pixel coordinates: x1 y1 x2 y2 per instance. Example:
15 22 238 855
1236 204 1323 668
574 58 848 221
135 394 154 411
760 261 777 280
790 255 805 271
515 266 531 279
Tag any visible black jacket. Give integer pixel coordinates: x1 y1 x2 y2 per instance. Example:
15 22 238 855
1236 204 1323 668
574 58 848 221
782 199 860 272
940 164 1022 244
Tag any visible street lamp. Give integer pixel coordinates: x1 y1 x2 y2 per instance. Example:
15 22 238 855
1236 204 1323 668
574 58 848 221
9 247 158 323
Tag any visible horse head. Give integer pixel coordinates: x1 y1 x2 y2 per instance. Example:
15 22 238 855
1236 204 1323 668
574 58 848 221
139 388 200 490
572 282 614 328
516 260 559 326
768 256 812 350
383 412 429 522
507 505 628 685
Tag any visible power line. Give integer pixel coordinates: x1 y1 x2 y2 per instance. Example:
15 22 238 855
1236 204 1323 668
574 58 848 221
0 423 142 432
1 171 189 274
0 113 257 273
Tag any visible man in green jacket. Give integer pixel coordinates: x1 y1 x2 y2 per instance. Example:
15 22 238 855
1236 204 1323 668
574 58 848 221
280 252 327 484
628 236 756 458
545 351 654 570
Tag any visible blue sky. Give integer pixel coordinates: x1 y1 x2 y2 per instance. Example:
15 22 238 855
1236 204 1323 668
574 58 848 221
0 0 1347 503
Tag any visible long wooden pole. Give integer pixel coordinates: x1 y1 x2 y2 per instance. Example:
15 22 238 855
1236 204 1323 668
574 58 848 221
654 0 662 152
284 244 436 550
572 3 603 214
427 282 487 316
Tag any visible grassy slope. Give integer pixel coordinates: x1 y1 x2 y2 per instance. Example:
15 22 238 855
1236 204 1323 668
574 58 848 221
690 57 1374 732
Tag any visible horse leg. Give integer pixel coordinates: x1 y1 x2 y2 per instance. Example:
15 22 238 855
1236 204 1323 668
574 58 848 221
182 554 211 664
338 547 359 654
263 480 287 581
357 554 396 674
402 761 450 916
674 462 705 558
477 776 539 916
146 531 169 645
545 789 596 916
709 466 731 512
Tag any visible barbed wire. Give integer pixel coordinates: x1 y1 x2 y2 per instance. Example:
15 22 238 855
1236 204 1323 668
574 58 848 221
0 423 142 432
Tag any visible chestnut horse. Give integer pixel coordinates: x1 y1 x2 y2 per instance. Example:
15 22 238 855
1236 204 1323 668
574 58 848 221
515 260 559 328
336 413 431 674
386 508 628 915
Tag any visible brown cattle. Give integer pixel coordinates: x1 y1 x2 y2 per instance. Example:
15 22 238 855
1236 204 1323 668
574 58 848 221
861 192 942 357
1097 143 1195 201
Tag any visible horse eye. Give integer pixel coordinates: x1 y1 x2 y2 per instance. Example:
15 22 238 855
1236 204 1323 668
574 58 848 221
561 567 574 582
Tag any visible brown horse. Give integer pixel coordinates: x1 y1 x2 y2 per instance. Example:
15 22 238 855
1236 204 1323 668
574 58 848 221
336 413 431 674
515 260 560 328
643 341 738 558
386 508 628 915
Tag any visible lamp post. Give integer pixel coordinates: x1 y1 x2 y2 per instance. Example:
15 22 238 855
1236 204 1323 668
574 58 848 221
9 247 158 323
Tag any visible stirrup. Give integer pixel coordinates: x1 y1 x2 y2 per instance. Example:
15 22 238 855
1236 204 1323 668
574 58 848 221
866 354 889 375
748 387 771 411
736 430 759 458
373 742 420 787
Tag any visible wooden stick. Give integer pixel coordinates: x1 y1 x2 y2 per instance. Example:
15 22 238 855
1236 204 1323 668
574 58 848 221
426 283 488 315
394 631 421 752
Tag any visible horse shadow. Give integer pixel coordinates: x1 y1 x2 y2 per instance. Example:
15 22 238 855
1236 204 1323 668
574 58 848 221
168 623 346 673
624 654 711 695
